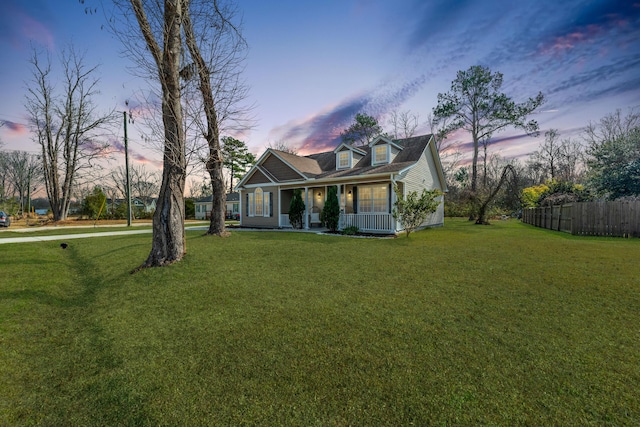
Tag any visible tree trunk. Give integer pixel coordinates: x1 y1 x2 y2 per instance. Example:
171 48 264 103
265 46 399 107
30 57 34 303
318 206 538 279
475 165 515 225
182 7 227 237
135 0 187 268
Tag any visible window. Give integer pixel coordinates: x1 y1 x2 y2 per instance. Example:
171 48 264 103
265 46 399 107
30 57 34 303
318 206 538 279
248 188 271 217
255 188 263 216
358 185 388 213
338 151 350 169
374 145 388 164
248 193 255 216
263 192 270 217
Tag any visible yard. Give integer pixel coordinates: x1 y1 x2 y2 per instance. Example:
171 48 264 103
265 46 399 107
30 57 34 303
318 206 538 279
1 219 638 425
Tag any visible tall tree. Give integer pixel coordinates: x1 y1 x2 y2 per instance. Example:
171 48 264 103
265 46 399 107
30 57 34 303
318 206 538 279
221 136 255 192
584 108 640 199
530 129 584 183
341 113 385 146
433 65 544 193
127 0 187 267
24 45 113 221
181 0 250 237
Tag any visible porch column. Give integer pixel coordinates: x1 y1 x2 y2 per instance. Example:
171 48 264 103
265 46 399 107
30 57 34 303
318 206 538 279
238 190 243 226
304 187 309 229
390 181 398 232
277 188 282 227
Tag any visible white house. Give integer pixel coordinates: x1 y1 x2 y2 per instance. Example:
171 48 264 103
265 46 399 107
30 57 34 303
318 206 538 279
235 134 448 234
194 192 241 220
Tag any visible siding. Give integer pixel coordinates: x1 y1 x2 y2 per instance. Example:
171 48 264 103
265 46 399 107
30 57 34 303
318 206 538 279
246 169 271 185
242 185 280 228
398 148 444 226
263 154 304 181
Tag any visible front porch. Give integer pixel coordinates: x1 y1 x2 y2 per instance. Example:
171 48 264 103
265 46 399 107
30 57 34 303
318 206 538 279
279 212 395 234
277 183 398 234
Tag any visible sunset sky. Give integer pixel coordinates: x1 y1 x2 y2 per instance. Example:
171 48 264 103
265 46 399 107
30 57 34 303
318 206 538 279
1 0 639 172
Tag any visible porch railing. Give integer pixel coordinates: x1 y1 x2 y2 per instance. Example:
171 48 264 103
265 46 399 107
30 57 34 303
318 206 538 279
279 214 292 228
340 213 394 232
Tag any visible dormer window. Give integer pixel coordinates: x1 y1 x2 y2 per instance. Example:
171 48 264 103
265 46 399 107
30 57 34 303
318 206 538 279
374 145 388 164
337 151 351 169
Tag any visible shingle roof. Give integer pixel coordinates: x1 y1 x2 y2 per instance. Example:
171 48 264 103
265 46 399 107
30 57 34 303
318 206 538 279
307 134 433 178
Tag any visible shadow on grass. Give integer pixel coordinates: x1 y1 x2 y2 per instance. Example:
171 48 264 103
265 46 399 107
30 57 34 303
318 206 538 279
8 243 154 425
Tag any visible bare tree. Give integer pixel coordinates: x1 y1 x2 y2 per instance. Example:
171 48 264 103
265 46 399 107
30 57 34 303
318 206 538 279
111 164 160 211
181 0 251 237
3 151 42 216
24 45 114 220
112 0 188 268
266 140 298 155
387 110 419 140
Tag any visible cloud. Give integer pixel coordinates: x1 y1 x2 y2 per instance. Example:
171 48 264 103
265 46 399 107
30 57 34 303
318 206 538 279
0 120 28 135
108 137 161 166
269 75 427 154
0 1 55 49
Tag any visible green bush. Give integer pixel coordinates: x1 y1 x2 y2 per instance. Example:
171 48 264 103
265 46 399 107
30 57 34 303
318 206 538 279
289 189 305 229
321 186 340 232
342 225 359 235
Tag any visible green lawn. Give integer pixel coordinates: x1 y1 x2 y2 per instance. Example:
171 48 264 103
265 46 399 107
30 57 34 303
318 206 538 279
1 219 638 425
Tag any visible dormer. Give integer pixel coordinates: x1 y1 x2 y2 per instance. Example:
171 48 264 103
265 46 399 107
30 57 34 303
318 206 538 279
334 143 366 170
369 136 403 166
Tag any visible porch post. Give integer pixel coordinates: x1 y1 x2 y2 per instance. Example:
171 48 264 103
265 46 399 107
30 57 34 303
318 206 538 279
390 181 397 232
277 188 282 227
304 187 309 229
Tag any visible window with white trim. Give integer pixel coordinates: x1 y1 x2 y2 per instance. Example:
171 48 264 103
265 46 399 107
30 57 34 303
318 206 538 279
337 151 350 169
263 191 270 217
358 185 388 213
248 193 255 216
374 145 388 164
255 188 264 216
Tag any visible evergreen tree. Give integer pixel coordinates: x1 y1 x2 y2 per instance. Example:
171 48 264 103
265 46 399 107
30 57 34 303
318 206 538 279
321 186 340 232
289 189 305 229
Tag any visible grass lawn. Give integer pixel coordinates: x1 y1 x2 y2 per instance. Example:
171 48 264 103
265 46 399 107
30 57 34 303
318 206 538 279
1 219 638 425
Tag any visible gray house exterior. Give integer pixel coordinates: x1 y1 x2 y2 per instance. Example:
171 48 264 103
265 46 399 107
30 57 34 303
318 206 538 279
235 134 447 234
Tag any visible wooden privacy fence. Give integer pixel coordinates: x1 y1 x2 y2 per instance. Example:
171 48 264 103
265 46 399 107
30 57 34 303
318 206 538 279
522 201 640 237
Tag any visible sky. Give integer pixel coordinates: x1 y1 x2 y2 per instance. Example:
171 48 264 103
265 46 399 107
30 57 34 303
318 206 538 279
1 0 639 177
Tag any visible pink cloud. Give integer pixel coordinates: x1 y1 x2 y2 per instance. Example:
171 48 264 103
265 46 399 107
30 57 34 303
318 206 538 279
1 120 29 135
20 14 55 49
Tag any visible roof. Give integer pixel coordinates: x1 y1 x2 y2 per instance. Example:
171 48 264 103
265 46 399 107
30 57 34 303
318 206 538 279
238 134 438 187
194 192 240 204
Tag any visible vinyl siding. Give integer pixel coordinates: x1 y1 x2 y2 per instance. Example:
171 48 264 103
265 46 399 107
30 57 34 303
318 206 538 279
242 185 279 228
398 148 444 227
246 169 271 185
263 155 303 181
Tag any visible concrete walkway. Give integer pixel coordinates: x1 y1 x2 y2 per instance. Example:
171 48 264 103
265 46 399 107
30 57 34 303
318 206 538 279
0 224 329 245
0 223 206 245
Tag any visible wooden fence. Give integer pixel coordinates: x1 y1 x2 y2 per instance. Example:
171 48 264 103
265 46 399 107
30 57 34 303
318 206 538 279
522 201 640 237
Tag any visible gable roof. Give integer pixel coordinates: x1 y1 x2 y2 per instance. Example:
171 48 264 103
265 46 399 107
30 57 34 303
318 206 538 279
237 134 441 187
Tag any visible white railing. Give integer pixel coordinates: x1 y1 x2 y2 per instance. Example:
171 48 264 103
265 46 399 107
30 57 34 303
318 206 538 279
280 214 292 228
340 213 394 232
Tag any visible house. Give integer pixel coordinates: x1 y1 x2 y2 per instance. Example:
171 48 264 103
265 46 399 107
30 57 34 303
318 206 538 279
235 134 448 234
194 192 241 220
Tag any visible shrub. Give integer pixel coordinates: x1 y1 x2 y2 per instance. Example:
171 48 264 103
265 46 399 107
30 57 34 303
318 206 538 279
289 189 305 229
321 186 340 232
342 226 359 235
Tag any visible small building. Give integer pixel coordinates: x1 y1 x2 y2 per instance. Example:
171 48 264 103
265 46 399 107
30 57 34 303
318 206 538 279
195 192 241 220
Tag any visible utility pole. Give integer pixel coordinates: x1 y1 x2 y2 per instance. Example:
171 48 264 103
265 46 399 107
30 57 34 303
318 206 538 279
124 111 132 227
